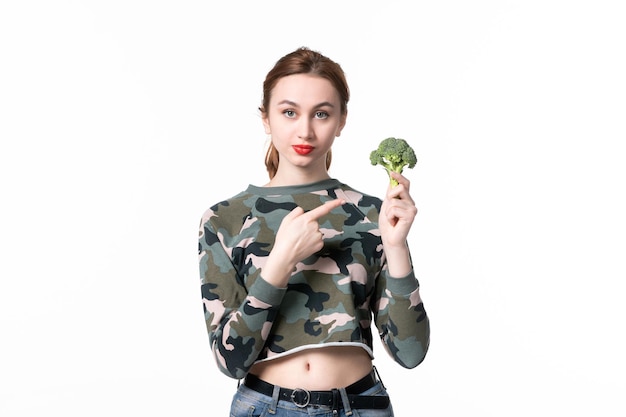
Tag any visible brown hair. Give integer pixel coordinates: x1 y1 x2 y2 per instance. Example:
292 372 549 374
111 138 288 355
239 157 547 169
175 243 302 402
260 47 350 179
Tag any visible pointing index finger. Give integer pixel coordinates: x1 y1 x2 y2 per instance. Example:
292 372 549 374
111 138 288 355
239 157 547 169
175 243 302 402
304 199 345 221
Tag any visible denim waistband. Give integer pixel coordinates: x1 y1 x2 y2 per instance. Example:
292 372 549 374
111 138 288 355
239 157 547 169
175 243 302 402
243 371 389 410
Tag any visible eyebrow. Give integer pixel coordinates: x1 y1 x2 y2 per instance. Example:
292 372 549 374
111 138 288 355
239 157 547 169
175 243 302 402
276 100 336 108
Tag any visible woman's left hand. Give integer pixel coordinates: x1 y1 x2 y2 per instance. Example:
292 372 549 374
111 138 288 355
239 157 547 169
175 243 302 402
379 171 418 249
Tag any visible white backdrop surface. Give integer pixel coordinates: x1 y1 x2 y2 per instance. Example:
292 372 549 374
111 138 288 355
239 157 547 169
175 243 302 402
1 1 625 416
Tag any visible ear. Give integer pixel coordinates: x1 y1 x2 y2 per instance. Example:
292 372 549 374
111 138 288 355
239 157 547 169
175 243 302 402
335 112 347 137
262 114 271 135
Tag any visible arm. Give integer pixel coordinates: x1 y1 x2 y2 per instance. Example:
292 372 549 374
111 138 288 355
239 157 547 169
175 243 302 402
373 266 430 368
374 172 430 367
198 199 345 378
198 208 286 379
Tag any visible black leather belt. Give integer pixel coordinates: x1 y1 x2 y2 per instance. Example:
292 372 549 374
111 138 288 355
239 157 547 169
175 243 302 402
243 372 390 410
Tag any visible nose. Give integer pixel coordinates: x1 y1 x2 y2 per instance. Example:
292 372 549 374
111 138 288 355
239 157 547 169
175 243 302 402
296 117 313 140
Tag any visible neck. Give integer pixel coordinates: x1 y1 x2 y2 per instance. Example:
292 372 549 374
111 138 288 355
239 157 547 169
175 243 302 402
265 168 330 187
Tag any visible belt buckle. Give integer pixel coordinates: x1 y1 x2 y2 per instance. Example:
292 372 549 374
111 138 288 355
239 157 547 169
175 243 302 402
290 388 311 408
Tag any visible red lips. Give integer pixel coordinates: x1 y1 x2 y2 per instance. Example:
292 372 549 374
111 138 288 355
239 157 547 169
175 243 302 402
293 145 314 155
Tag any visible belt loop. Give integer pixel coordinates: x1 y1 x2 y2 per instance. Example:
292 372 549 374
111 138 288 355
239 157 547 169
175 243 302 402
331 388 340 415
373 365 386 390
268 384 280 414
339 387 353 416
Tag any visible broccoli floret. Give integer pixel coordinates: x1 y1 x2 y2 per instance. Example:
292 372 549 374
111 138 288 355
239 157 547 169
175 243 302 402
369 137 417 187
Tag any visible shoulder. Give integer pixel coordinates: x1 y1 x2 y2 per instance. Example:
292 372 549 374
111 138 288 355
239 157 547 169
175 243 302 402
333 181 382 210
199 189 257 231
207 189 252 212
330 181 382 223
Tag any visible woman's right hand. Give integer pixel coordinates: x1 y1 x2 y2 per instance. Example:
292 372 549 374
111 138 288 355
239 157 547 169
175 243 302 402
262 199 344 288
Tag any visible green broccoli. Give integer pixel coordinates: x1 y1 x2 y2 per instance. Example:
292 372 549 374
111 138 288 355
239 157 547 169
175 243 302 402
369 137 417 187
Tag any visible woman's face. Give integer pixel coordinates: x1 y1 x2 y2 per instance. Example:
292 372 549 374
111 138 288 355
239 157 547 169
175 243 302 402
263 74 346 180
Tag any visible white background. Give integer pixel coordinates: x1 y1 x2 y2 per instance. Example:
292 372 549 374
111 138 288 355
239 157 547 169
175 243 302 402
1 1 625 416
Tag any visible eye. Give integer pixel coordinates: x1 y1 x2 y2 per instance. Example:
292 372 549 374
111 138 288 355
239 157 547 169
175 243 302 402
283 110 296 118
315 111 329 119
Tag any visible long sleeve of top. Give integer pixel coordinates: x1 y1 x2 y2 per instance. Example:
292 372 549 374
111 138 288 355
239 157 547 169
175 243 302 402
198 179 430 379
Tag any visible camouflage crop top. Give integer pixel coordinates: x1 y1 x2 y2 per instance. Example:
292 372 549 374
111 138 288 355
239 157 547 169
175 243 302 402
198 179 429 379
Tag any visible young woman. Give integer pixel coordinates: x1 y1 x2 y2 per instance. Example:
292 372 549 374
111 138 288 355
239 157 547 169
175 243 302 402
198 47 430 416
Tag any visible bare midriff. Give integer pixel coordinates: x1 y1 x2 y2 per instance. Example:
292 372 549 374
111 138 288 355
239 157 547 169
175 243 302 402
248 345 373 390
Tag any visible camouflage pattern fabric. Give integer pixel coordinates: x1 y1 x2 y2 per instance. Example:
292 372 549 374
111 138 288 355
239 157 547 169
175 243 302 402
198 179 429 379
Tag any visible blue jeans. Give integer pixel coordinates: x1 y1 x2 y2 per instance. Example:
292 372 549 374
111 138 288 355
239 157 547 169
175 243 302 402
229 380 394 417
